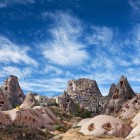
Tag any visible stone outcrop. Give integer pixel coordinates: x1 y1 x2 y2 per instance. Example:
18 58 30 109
1 75 25 107
59 91 77 114
105 76 135 115
108 83 116 98
118 94 140 119
79 115 131 138
67 78 101 96
20 92 37 108
65 78 102 114
2 106 60 130
0 88 12 110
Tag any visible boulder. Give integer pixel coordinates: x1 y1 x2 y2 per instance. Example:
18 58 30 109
0 88 12 110
131 112 140 128
20 92 37 108
1 75 25 107
79 115 131 138
77 118 92 127
126 124 140 140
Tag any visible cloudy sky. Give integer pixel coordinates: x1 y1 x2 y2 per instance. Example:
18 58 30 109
0 0 140 97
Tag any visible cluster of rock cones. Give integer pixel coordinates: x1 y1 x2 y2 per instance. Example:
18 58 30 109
1 74 140 140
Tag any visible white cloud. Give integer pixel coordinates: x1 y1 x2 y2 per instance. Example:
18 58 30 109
20 78 68 97
0 66 32 79
92 55 114 69
129 0 140 14
0 0 34 8
44 65 62 75
41 12 89 66
0 36 38 66
86 26 113 46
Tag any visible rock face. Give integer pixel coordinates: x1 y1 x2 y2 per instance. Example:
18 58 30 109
65 78 102 114
79 115 131 138
105 76 135 115
67 78 101 96
59 91 77 114
20 92 37 108
0 88 12 110
2 106 60 130
1 75 25 107
108 83 116 98
118 94 140 119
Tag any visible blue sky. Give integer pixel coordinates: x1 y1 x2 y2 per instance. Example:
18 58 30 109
0 0 140 97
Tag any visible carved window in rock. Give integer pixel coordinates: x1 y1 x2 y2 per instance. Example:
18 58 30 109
5 87 8 90
67 99 70 102
0 101 4 104
120 81 123 88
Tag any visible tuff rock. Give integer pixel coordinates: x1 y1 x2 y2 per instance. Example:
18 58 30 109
1 75 25 107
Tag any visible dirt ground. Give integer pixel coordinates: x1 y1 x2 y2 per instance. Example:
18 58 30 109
58 128 124 140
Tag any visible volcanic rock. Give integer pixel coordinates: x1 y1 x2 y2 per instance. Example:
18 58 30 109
3 106 60 130
118 94 140 119
126 124 140 140
67 78 102 96
20 92 37 108
80 115 131 138
1 75 25 107
105 75 135 115
0 88 12 110
108 83 116 98
59 91 77 114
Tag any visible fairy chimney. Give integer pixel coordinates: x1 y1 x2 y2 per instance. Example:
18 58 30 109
20 92 37 108
1 75 25 107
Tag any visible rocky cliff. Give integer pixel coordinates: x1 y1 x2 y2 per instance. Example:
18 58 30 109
1 75 25 107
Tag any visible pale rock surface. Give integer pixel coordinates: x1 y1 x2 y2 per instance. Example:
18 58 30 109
80 115 131 138
20 92 37 108
126 124 140 140
3 106 60 130
77 118 92 127
118 94 140 119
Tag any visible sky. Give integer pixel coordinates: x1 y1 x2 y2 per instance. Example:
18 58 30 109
0 0 140 97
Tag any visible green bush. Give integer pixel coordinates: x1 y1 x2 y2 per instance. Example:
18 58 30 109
75 105 91 118
54 125 65 132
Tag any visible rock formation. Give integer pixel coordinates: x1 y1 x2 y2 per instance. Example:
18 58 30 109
2 106 60 130
0 88 12 110
67 78 102 96
65 78 102 114
1 75 25 107
20 92 37 108
105 75 135 115
79 115 131 138
118 94 140 119
108 83 116 98
59 91 77 114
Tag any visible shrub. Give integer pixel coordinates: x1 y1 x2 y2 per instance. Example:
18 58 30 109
54 125 65 132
